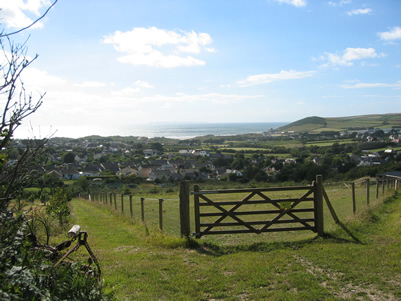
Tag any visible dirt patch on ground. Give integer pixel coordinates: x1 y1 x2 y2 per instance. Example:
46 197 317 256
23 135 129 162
294 255 398 300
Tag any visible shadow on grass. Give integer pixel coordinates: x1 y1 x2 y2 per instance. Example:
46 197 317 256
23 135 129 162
189 227 363 257
332 220 363 244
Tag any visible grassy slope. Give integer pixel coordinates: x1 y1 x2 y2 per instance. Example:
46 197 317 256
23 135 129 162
70 194 401 300
278 113 401 133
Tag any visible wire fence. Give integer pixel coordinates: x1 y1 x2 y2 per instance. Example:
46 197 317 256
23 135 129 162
81 177 400 238
83 193 181 236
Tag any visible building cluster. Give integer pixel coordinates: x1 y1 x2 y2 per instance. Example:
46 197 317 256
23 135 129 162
18 138 237 182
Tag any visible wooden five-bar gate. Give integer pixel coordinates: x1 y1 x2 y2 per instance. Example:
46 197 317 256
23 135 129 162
179 175 324 238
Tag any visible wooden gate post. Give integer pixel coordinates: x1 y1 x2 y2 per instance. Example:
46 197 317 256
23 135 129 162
179 181 191 238
314 175 324 236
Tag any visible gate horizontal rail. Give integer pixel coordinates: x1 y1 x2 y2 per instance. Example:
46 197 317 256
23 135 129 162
199 208 315 217
191 186 314 195
191 183 319 238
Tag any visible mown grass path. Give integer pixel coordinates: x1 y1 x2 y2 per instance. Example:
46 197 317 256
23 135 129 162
70 196 401 300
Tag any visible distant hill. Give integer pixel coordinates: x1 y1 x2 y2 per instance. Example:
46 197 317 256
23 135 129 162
277 113 401 133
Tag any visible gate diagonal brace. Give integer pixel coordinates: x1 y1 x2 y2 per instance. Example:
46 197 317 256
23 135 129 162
199 193 260 234
259 189 314 232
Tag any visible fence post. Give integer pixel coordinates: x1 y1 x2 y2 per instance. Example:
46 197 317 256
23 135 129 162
121 194 124 215
376 177 379 199
129 194 133 218
159 199 164 231
141 198 145 222
366 178 370 206
352 182 356 214
314 175 324 236
179 181 191 238
110 193 113 207
382 177 385 195
114 193 117 210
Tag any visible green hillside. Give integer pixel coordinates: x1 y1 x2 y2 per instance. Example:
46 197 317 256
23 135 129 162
278 113 401 133
70 188 401 300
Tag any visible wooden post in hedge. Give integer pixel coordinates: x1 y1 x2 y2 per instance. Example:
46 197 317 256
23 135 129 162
352 182 356 214
314 175 324 236
376 177 379 199
129 194 133 218
366 178 370 206
121 194 124 214
179 181 191 238
110 193 113 207
114 193 117 210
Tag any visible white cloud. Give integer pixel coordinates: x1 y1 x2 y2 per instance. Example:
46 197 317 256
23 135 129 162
273 0 307 7
378 26 401 41
102 27 215 68
167 93 264 104
328 0 352 7
134 80 153 89
112 81 153 96
347 8 372 16
320 47 384 67
342 81 401 89
11 66 266 134
237 70 315 87
22 67 67 93
112 87 142 96
1 0 51 29
75 81 106 88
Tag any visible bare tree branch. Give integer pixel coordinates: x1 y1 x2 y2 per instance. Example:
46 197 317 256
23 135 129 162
0 2 57 208
0 1 58 38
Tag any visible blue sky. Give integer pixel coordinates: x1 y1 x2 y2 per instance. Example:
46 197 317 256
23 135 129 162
2 0 401 138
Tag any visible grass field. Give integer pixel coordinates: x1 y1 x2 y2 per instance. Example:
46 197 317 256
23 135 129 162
66 179 401 300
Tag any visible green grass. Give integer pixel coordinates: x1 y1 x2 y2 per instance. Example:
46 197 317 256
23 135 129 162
304 139 355 147
69 182 401 300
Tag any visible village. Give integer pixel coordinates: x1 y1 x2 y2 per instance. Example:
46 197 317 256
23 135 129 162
10 127 401 186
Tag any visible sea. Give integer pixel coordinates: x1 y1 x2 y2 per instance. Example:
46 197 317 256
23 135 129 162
23 122 289 139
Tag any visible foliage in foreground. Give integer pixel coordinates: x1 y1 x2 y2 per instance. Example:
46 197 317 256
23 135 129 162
0 209 109 300
0 3 109 298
